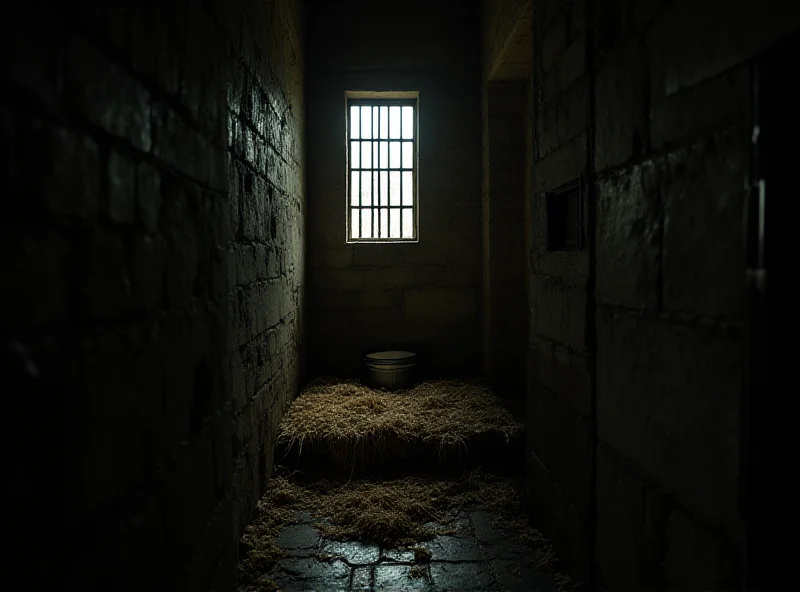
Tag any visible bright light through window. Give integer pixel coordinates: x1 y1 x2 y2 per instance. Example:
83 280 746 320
347 98 417 241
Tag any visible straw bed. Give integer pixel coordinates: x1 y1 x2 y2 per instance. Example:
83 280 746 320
277 378 523 470
237 378 574 591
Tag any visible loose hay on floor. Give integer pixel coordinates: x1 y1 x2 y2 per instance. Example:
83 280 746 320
276 378 523 470
237 468 576 592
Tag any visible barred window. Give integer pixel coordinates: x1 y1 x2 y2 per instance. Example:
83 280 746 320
346 96 418 242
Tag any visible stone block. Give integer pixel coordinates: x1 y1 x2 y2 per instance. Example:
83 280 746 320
558 36 586 91
360 289 398 309
530 250 589 282
311 268 365 291
310 248 353 268
421 535 482 562
374 564 429 590
320 540 380 565
533 133 586 195
429 561 494 590
137 162 162 233
471 511 504 543
596 307 742 528
64 36 151 151
541 12 566 73
152 103 225 189
529 275 587 352
595 40 647 172
274 557 349 590
539 78 587 158
650 66 750 150
108 151 136 224
29 121 101 220
352 566 372 590
277 524 320 551
524 450 591 585
526 384 593 508
542 66 559 106
594 444 670 590
660 128 747 316
596 160 660 310
648 0 800 101
403 288 477 324
527 339 591 415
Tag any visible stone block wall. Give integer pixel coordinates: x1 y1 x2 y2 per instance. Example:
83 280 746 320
305 0 482 378
484 0 798 588
588 0 794 588
525 0 593 583
1 0 305 590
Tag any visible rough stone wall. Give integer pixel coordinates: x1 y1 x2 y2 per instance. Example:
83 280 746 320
520 0 799 589
306 0 482 378
1 0 304 590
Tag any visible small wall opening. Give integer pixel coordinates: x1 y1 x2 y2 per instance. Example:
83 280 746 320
545 179 583 252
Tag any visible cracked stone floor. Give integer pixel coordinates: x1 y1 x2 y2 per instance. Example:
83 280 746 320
263 509 560 592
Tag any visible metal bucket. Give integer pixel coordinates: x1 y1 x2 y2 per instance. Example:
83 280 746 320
364 351 417 390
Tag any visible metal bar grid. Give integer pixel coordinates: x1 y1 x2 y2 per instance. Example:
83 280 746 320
346 98 418 242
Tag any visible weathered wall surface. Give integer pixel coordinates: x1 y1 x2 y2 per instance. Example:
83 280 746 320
525 0 594 583
588 0 793 588
306 0 482 377
1 0 305 590
484 0 798 589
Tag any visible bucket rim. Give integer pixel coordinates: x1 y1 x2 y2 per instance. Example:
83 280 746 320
364 350 417 362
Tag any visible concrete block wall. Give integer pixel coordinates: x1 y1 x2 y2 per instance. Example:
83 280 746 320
306 0 482 378
513 0 798 589
1 0 304 590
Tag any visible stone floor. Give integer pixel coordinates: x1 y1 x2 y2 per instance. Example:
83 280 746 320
261 510 560 592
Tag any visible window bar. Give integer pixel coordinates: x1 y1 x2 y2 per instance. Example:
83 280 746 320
374 106 379 238
413 128 416 238
350 108 355 240
378 107 383 238
358 106 364 240
347 107 350 239
413 130 416 239
387 107 392 238
400 107 403 239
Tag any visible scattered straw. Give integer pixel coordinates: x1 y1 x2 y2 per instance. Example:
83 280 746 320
238 468 577 591
277 378 523 471
238 378 575 592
